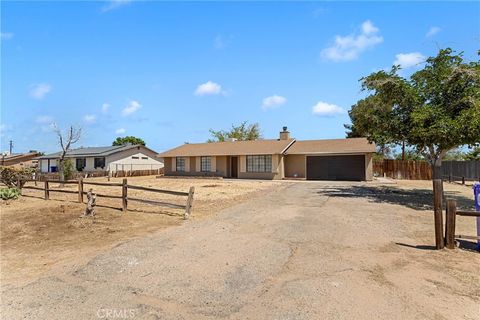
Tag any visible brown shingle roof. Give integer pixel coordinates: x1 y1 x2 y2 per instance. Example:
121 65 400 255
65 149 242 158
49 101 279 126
157 139 296 157
285 138 375 155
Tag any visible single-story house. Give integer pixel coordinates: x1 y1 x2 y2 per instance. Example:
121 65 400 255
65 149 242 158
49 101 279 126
0 151 41 168
157 127 376 181
37 144 163 173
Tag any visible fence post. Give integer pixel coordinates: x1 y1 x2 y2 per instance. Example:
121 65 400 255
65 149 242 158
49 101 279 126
44 180 49 200
433 179 444 249
184 186 195 220
78 177 84 203
445 199 457 249
122 178 128 211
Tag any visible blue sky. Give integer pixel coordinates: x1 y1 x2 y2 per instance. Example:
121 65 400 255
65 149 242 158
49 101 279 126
1 1 479 154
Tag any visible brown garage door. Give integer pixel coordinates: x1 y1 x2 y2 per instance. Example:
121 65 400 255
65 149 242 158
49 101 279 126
306 155 365 181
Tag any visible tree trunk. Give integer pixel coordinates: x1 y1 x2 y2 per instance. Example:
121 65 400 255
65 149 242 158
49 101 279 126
59 158 65 187
401 141 406 161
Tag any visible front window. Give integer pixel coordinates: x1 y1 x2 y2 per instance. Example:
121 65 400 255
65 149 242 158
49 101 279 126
94 157 105 169
201 156 211 172
76 158 86 171
176 157 186 172
246 155 272 173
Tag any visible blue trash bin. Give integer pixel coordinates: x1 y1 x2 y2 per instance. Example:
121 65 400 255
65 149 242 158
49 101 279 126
473 183 480 250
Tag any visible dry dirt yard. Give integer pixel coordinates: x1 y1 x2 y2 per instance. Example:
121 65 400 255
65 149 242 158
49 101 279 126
1 178 479 320
1 176 281 286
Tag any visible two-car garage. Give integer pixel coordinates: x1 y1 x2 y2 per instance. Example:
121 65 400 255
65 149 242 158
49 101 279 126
284 138 375 181
305 155 366 181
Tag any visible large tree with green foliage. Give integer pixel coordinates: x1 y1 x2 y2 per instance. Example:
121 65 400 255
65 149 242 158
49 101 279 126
349 48 480 178
464 146 480 160
112 136 146 146
208 121 262 142
345 95 408 159
349 48 479 249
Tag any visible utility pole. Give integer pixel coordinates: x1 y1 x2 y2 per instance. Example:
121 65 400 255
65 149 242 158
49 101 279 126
9 140 13 155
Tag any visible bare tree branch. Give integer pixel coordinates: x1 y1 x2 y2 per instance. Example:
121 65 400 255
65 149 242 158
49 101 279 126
53 124 82 184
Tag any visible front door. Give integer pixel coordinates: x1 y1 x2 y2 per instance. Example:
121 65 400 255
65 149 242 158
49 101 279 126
231 157 238 178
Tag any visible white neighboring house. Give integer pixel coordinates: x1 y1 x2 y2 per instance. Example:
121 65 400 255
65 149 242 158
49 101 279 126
37 144 164 174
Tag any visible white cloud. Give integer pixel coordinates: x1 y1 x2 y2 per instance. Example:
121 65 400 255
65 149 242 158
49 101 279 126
312 101 346 117
361 20 379 35
0 124 7 133
321 20 383 62
262 95 287 110
426 27 441 37
101 0 131 13
213 34 233 49
36 115 54 124
214 35 226 49
115 128 126 134
83 114 96 124
29 83 52 100
101 103 110 113
194 81 223 96
1 32 13 40
122 100 141 116
394 52 426 69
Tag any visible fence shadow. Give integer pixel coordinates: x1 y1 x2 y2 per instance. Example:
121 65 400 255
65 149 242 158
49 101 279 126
395 243 437 250
316 185 474 211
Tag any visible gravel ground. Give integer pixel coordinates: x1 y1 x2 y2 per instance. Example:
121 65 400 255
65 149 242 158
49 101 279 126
1 180 479 320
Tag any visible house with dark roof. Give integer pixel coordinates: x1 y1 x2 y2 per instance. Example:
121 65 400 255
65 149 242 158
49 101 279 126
37 144 163 173
157 127 376 181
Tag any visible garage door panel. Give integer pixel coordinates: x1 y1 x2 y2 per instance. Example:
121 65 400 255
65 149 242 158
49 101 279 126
306 155 365 181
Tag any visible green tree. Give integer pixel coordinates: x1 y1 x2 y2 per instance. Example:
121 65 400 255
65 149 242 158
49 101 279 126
345 95 408 159
112 136 146 146
63 158 74 180
394 149 425 161
208 121 262 142
464 146 480 160
350 48 479 248
356 48 479 178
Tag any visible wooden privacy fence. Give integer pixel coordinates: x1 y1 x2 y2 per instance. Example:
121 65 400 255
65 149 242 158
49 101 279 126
373 159 432 180
20 178 195 219
444 199 480 249
374 159 480 181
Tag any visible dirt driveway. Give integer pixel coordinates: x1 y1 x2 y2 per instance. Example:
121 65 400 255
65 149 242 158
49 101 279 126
1 180 479 320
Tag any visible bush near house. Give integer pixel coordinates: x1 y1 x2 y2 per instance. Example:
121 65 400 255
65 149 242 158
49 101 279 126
0 167 35 188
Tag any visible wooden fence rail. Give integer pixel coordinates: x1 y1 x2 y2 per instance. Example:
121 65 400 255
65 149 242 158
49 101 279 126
19 178 194 219
445 199 480 249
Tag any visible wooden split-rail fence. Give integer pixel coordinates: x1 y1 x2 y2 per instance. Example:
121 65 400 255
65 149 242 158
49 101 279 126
444 199 480 249
20 178 195 219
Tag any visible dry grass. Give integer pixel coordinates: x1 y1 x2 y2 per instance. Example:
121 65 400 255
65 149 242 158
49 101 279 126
0 176 281 285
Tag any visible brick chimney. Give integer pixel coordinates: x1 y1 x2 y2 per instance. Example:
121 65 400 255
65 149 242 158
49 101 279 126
279 126 290 140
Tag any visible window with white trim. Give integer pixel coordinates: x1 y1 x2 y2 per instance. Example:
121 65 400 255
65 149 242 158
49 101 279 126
176 157 186 172
201 156 211 172
246 155 272 173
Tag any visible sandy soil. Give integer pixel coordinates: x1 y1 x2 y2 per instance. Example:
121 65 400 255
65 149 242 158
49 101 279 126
1 179 478 320
0 176 281 286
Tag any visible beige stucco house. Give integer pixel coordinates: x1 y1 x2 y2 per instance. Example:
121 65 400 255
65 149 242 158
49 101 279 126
158 128 375 181
38 144 163 174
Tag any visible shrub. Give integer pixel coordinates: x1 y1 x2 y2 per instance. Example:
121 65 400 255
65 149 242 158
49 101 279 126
0 187 20 200
63 159 74 180
0 167 35 188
